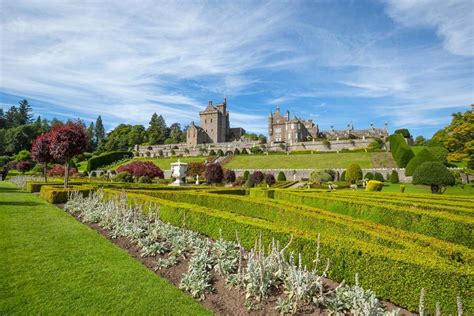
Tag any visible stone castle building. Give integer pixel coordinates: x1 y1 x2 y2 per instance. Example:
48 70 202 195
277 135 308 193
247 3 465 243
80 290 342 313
268 106 388 144
186 98 245 146
268 106 319 144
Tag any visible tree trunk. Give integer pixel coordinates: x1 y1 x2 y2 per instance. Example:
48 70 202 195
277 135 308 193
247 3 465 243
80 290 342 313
43 164 48 183
64 161 69 188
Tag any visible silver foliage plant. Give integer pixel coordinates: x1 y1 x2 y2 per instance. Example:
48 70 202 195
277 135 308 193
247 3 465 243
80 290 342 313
65 190 417 315
9 175 43 190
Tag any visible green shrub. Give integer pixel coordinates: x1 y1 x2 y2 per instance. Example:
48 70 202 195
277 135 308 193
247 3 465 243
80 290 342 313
250 146 263 154
400 184 405 193
388 134 415 168
346 163 362 182
467 154 474 170
39 185 93 203
241 148 248 155
243 170 250 180
216 149 224 157
209 149 216 156
364 172 374 180
405 148 437 176
138 176 153 183
394 128 411 138
114 172 134 183
427 146 449 164
389 170 399 183
373 172 384 182
413 162 455 194
87 151 133 171
244 176 254 188
233 148 240 155
310 170 333 183
365 180 383 191
368 138 383 151
277 171 286 181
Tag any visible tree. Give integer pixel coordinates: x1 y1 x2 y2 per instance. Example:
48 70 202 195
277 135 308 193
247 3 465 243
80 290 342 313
205 163 223 184
95 116 105 144
223 169 236 183
405 148 437 176
49 121 88 188
394 128 411 138
265 173 276 186
87 122 97 151
16 161 32 174
0 109 6 129
116 161 164 179
412 162 455 194
252 171 264 184
17 99 33 125
3 124 38 155
147 113 168 144
166 123 183 144
98 124 146 152
346 163 362 182
427 146 449 164
414 136 426 146
310 170 333 183
432 109 473 162
32 132 54 182
187 162 206 178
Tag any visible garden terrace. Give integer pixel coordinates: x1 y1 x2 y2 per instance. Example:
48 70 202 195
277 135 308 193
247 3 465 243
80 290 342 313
100 187 473 313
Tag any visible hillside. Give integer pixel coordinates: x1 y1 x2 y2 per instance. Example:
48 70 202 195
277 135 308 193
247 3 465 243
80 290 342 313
222 151 395 169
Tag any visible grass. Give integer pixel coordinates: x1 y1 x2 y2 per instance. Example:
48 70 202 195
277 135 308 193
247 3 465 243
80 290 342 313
110 156 207 170
0 181 211 315
223 152 394 169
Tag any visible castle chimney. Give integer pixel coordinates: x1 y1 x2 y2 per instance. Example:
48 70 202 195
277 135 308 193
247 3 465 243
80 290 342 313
208 100 212 106
286 110 290 120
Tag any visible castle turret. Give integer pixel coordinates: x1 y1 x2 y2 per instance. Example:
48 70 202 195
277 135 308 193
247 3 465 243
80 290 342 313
268 112 274 136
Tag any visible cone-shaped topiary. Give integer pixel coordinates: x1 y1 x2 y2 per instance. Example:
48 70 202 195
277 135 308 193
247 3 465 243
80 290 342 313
389 170 399 183
340 170 346 181
364 172 374 180
374 172 384 182
412 161 455 194
277 171 286 181
405 148 437 176
243 170 250 180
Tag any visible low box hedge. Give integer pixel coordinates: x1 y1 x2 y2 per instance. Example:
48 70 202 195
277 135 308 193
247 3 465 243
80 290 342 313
39 185 95 204
103 189 473 314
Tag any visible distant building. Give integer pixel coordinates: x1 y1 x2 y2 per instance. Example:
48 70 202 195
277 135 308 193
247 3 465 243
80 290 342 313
186 98 245 146
268 106 319 144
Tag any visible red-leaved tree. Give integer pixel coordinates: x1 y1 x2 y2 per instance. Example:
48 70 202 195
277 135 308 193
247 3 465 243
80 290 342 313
48 164 78 177
116 161 164 179
205 163 223 184
16 161 32 174
252 171 264 184
32 132 54 182
265 173 276 187
223 169 236 183
49 121 88 188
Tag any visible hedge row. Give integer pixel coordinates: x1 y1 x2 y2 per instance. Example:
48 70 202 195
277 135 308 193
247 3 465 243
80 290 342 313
269 190 473 248
103 189 473 314
86 151 133 172
39 185 94 203
388 133 414 168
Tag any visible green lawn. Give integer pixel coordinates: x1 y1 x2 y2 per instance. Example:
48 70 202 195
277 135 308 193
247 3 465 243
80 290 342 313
0 181 210 315
110 156 207 170
224 152 394 169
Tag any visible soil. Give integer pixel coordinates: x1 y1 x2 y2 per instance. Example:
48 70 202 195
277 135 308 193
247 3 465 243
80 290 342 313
56 204 415 316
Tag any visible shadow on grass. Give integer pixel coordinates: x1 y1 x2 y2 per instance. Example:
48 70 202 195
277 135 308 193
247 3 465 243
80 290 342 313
0 186 26 193
0 201 43 207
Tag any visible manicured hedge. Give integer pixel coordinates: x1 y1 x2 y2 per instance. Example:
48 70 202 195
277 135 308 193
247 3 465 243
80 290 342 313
39 185 94 203
103 189 473 314
405 148 437 176
86 151 133 172
388 134 415 168
271 190 473 247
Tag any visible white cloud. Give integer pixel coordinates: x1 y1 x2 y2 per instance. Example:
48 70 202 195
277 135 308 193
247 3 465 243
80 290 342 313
385 0 474 56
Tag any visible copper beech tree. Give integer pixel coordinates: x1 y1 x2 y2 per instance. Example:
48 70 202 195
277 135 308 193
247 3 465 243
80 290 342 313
31 132 54 182
49 121 88 188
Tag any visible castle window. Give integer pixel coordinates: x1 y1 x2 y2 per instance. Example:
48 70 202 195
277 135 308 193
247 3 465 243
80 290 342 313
275 128 281 133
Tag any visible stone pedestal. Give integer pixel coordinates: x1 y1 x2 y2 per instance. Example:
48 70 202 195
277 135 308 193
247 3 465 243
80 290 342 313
169 159 188 186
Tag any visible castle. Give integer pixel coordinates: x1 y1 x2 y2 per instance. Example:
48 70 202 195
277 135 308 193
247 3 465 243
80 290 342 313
136 100 389 158
186 98 245 146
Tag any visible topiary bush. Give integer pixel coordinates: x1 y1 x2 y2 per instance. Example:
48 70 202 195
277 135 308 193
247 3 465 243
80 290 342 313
277 171 286 181
138 175 153 183
365 180 383 191
209 149 216 156
243 170 250 180
389 170 399 183
16 160 33 174
233 148 240 155
374 172 384 182
388 133 414 168
114 172 134 183
405 148 437 176
186 162 206 178
310 170 333 183
205 163 223 184
223 169 236 183
241 148 248 155
340 170 346 181
244 176 254 188
217 149 224 157
364 172 374 180
394 128 411 138
345 163 362 182
427 146 449 164
412 162 455 194
265 173 276 186
252 171 264 184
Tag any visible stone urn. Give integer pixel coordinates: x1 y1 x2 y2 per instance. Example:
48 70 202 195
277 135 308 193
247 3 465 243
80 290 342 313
169 159 188 186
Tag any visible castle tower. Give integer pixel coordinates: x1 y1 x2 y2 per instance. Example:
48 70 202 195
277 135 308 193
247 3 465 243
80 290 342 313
268 111 273 138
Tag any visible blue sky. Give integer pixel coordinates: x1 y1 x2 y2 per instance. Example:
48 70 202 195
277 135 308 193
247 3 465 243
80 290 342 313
0 0 473 138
